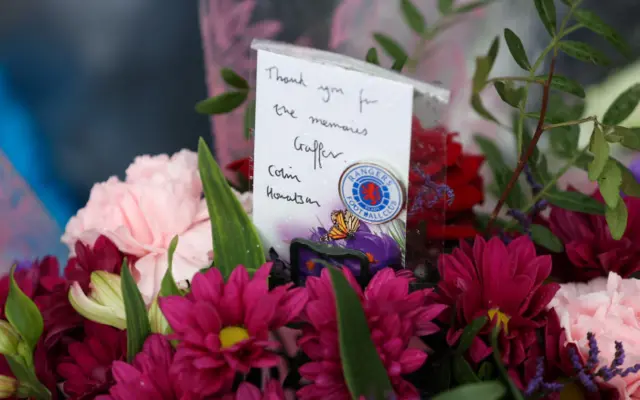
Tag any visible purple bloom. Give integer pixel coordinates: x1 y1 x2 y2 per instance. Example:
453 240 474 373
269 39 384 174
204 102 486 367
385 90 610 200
630 156 640 183
297 224 402 282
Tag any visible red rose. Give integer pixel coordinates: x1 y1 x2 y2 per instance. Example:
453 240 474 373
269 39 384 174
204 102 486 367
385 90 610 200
407 117 485 240
226 157 253 182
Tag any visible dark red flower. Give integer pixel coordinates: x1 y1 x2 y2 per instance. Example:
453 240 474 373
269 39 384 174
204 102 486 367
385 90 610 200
64 235 128 293
407 118 485 240
436 236 559 367
226 157 253 182
548 192 640 282
57 321 127 399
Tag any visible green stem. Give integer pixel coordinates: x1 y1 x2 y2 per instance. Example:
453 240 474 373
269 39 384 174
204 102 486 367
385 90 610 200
560 23 584 38
486 76 543 85
543 116 597 131
515 42 555 155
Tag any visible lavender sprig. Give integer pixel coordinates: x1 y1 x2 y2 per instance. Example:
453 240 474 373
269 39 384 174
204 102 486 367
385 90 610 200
568 333 640 393
525 357 565 397
501 164 548 241
409 165 454 215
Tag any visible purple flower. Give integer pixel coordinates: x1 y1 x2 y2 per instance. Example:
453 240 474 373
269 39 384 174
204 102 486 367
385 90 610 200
297 224 402 282
631 156 640 184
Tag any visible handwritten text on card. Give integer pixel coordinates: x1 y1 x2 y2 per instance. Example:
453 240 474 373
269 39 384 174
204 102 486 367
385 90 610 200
251 50 414 258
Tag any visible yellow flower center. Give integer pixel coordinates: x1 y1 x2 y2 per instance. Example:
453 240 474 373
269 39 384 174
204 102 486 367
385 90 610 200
488 308 511 334
219 326 250 349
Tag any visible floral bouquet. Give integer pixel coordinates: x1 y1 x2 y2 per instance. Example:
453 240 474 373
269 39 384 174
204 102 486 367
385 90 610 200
2 0 640 399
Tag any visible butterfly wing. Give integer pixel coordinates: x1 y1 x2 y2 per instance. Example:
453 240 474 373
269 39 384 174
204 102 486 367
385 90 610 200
343 210 361 234
326 210 349 240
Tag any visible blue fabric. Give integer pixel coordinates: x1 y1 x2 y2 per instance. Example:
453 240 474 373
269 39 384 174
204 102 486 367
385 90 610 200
0 67 77 228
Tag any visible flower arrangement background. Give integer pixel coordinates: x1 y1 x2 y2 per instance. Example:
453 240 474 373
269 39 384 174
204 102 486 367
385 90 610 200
1 0 640 399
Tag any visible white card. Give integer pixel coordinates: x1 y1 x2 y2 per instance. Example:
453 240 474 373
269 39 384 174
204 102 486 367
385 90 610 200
250 40 448 264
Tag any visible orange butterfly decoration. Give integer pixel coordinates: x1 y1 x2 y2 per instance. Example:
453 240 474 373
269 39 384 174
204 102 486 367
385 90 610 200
321 209 360 241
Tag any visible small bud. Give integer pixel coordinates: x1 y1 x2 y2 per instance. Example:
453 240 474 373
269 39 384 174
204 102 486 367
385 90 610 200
69 272 126 329
148 297 171 335
0 375 16 398
0 321 20 356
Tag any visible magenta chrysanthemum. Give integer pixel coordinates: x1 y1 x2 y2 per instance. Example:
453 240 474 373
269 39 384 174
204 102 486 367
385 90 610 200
97 334 182 400
159 263 307 398
219 381 286 400
436 235 560 367
297 267 445 400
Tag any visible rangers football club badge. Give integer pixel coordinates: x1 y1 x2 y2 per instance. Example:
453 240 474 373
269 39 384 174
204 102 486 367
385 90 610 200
338 162 405 224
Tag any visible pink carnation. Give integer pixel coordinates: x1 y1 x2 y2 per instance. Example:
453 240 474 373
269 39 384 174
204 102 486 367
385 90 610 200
549 272 640 399
62 150 248 302
297 267 445 400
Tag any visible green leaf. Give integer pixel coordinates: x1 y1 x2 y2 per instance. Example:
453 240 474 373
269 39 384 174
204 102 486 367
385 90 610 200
494 80 525 107
530 224 564 253
391 56 408 72
195 91 248 115
550 126 580 158
243 100 256 140
536 75 585 98
491 326 525 400
544 190 606 215
576 154 640 198
504 28 531 70
474 136 506 172
558 41 610 66
598 160 623 209
534 0 557 36
220 68 249 90
5 267 43 351
453 355 481 384
573 9 632 58
621 164 640 197
471 94 498 123
456 316 488 354
198 138 266 277
438 0 454 15
511 112 540 162
606 199 628 240
495 168 527 209
611 126 640 150
159 236 182 298
401 0 426 34
373 33 408 61
328 267 393 399
588 126 610 181
455 0 494 14
433 382 507 400
6 356 51 400
365 47 380 65
602 83 640 126
472 37 499 93
121 259 151 363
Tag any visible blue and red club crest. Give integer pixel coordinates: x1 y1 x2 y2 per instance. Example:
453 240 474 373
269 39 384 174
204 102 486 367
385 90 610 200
339 162 405 224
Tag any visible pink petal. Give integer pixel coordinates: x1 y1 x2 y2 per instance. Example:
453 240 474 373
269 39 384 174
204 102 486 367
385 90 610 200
159 296 193 333
235 382 262 400
398 348 427 374
190 266 224 303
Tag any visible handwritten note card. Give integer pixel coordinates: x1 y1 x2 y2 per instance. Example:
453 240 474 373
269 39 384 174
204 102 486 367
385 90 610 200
251 40 422 260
